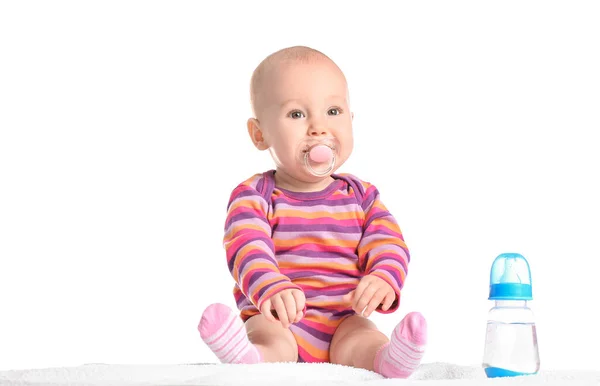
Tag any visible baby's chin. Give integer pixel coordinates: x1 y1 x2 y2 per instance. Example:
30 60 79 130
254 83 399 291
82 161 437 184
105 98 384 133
273 165 333 189
289 161 345 181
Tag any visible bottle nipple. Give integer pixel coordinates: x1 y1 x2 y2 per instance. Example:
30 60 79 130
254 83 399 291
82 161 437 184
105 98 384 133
499 257 522 284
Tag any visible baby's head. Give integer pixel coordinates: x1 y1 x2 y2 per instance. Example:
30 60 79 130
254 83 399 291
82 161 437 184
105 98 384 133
247 46 353 187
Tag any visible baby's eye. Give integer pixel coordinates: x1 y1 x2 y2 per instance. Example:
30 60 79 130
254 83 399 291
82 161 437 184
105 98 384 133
328 108 342 116
289 111 305 119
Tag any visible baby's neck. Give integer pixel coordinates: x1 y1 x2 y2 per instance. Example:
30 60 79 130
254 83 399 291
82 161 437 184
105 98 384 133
274 168 335 193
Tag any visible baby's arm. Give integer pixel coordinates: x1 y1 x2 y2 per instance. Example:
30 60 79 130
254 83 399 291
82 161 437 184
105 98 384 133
356 181 410 314
223 183 304 315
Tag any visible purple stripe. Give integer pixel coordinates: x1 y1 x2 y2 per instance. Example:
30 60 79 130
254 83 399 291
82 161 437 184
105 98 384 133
274 223 362 233
371 269 404 290
361 188 378 211
286 270 354 280
235 250 276 275
228 188 262 207
335 174 364 196
225 211 270 229
364 211 391 229
334 309 356 318
281 249 358 259
256 176 265 195
255 277 288 299
227 233 274 266
277 244 356 254
363 227 400 239
307 307 356 319
234 291 249 308
294 322 333 342
359 253 369 271
373 253 409 274
304 288 352 297
272 196 358 207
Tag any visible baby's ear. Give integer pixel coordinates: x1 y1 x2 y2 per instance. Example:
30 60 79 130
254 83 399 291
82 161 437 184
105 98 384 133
247 118 269 150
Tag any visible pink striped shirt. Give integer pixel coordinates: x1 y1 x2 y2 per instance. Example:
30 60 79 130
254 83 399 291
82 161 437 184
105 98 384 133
223 170 410 319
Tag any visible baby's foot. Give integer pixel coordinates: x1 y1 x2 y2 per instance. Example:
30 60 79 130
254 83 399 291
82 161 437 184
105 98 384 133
374 311 427 378
198 303 262 364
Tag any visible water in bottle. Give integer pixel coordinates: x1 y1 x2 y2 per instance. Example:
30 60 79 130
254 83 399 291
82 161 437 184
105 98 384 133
482 253 540 377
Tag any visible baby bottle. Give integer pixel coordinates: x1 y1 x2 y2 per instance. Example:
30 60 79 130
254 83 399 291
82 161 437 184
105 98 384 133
482 253 540 377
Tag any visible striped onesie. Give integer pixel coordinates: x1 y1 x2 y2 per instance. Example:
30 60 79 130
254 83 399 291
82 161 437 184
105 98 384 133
223 170 410 363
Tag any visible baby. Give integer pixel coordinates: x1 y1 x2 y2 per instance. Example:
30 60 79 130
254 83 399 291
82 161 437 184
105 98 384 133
198 46 427 379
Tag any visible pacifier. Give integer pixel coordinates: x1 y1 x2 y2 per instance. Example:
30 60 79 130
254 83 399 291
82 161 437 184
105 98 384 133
299 138 340 177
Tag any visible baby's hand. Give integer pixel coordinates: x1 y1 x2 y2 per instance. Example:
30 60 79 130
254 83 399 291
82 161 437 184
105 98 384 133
343 275 396 318
260 288 305 329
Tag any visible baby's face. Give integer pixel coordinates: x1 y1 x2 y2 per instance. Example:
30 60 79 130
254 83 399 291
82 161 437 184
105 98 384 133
255 60 353 184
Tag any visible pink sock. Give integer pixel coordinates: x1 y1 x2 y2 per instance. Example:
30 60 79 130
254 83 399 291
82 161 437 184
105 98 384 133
198 303 262 364
374 311 427 378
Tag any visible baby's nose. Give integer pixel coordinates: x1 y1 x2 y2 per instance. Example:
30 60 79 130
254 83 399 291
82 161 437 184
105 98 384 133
308 126 329 136
310 130 326 136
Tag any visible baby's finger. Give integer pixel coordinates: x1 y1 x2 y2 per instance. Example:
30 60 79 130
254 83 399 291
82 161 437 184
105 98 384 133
272 295 289 328
342 290 355 304
363 289 387 318
261 300 276 323
282 291 297 325
381 291 396 311
352 281 370 310
292 290 305 322
355 283 376 314
292 290 305 313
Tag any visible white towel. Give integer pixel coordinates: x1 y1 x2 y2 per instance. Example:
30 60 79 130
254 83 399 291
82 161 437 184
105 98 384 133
1 362 599 386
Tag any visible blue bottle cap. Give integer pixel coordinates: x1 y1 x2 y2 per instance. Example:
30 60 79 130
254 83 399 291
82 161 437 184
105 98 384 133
489 253 532 300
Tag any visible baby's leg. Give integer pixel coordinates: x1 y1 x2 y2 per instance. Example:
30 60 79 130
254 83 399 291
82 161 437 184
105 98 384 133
329 315 389 371
199 303 298 364
245 312 299 362
330 312 427 378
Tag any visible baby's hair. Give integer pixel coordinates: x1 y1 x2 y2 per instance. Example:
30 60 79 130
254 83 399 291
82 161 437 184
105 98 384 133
249 46 341 117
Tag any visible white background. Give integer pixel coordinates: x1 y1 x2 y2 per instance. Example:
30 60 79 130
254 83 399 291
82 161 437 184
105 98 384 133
1 0 599 372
